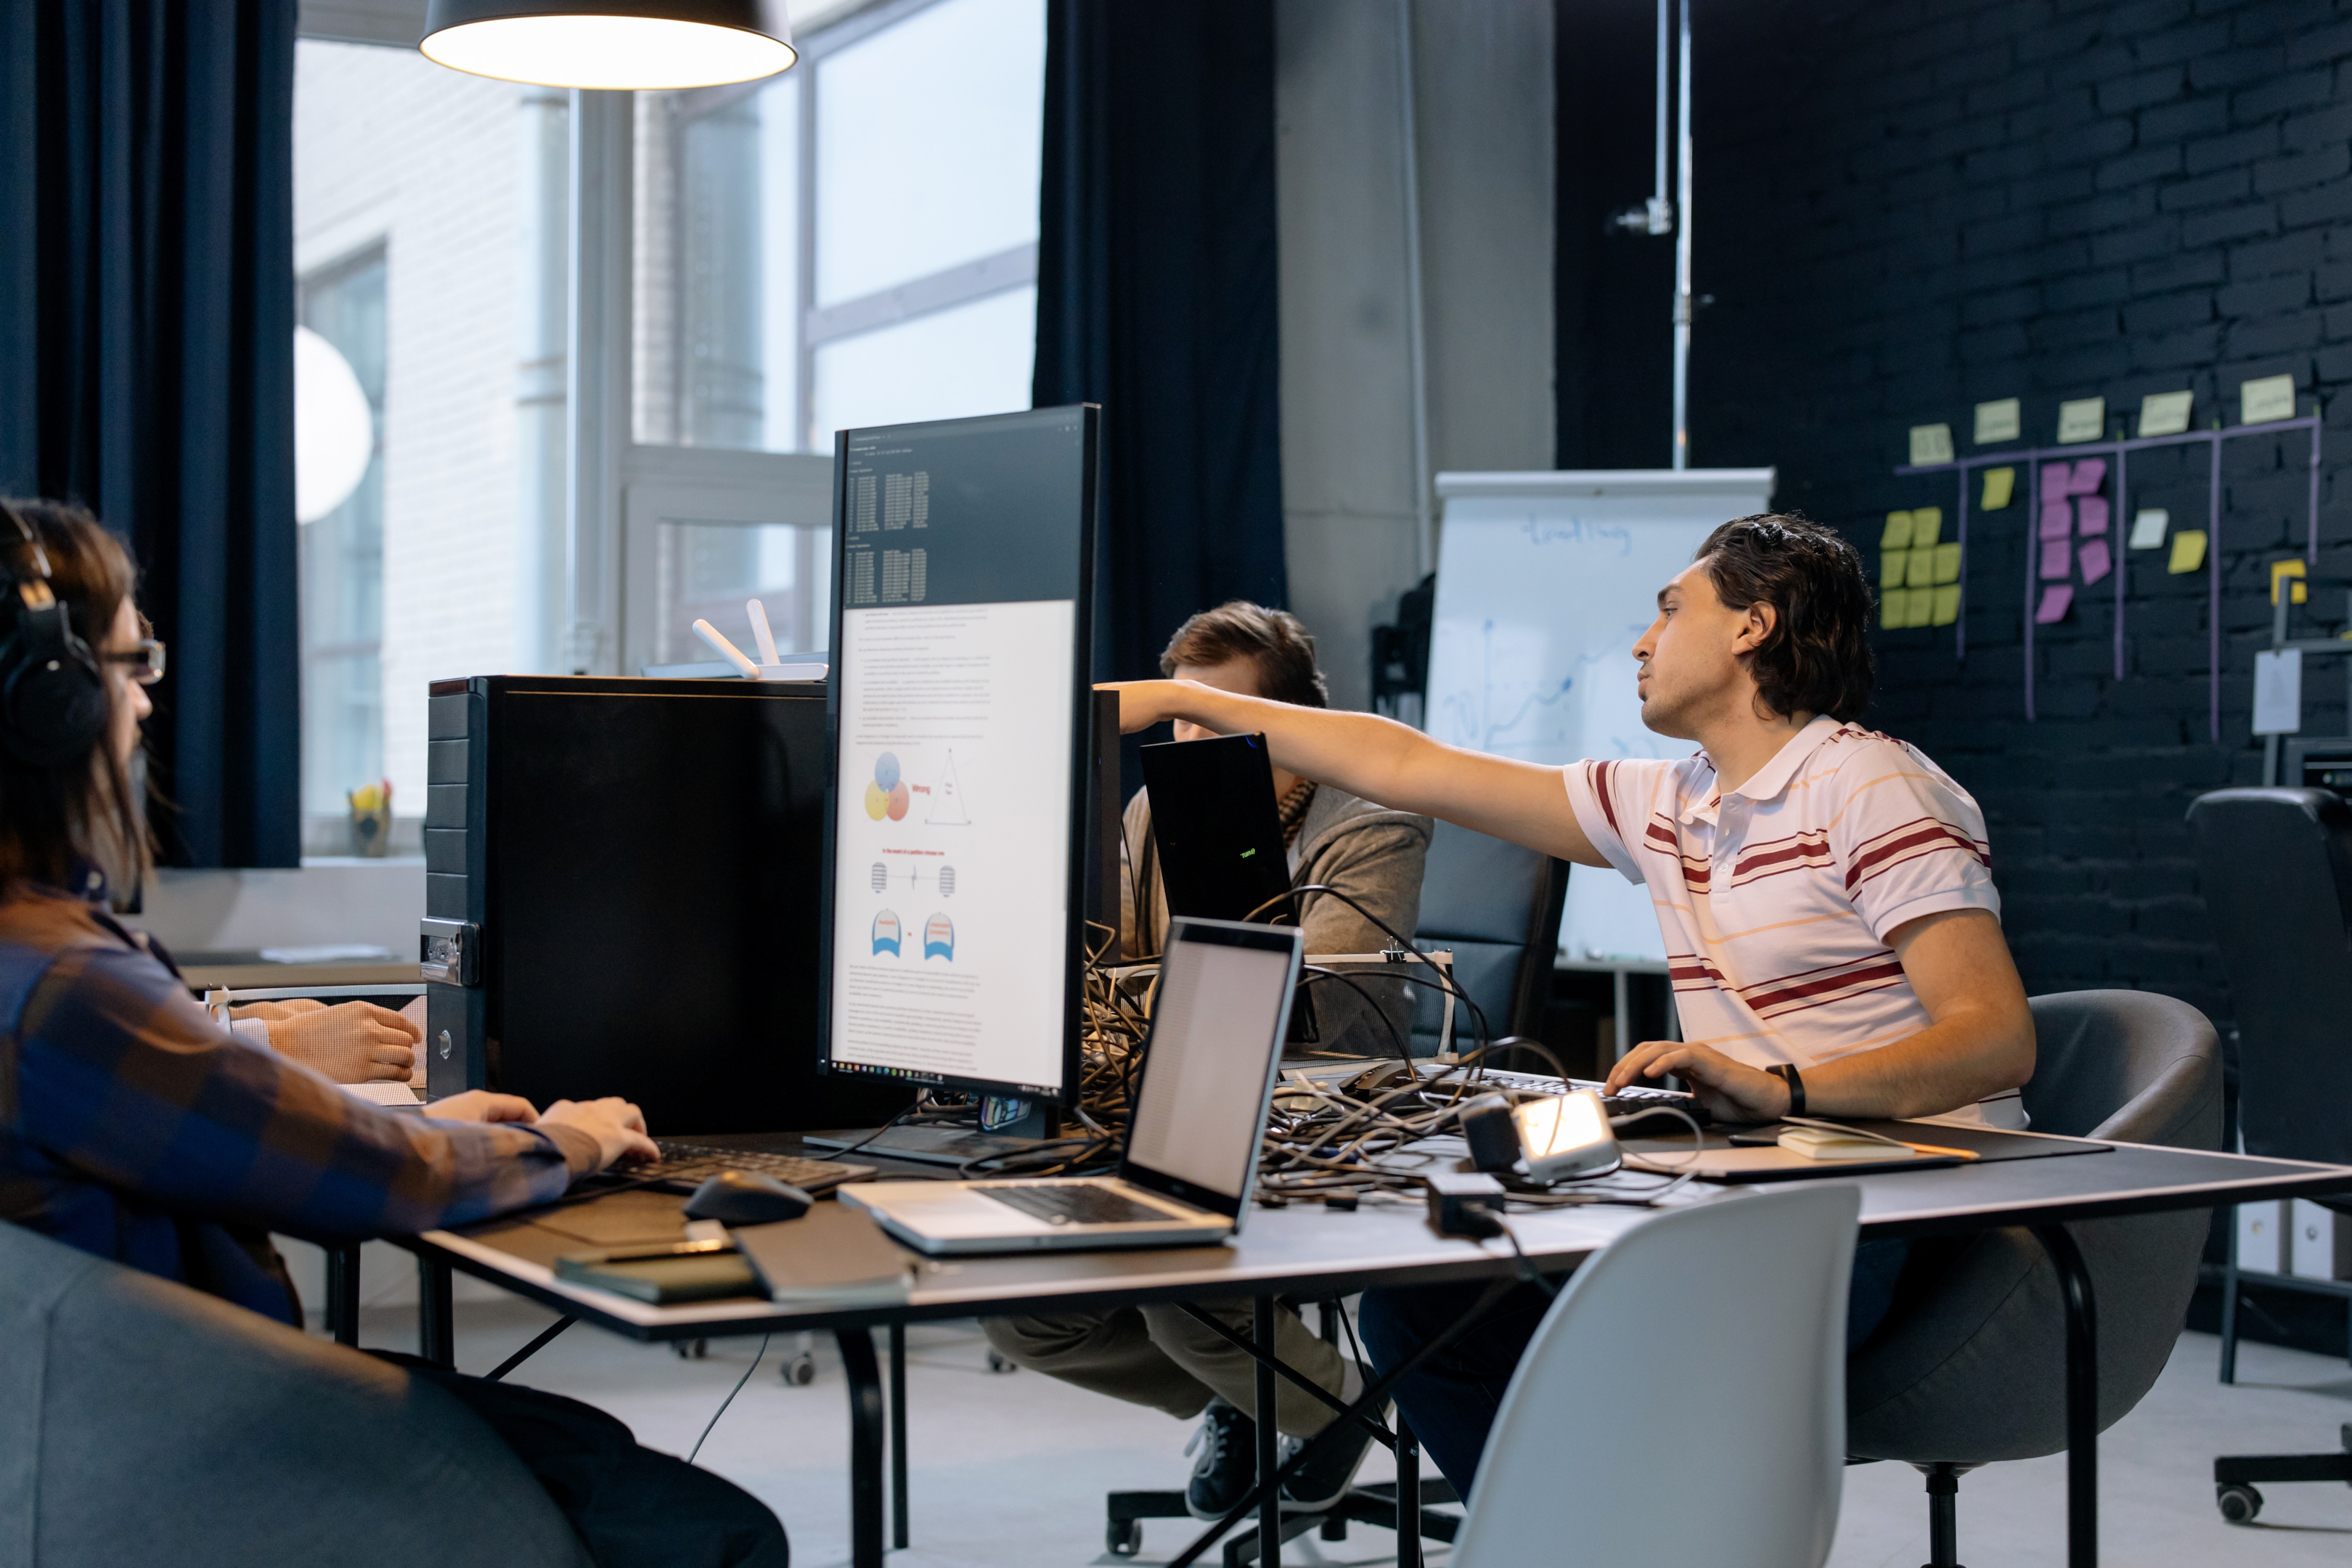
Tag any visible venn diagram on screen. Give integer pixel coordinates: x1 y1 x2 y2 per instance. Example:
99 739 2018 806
864 752 912 820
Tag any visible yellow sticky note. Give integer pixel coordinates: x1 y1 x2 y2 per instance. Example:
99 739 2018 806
2168 529 2208 574
1981 467 2015 510
1881 589 1906 630
1910 507 1943 547
1905 547 1937 588
2271 559 2309 605
1909 423 1955 465
2139 390 2193 437
1933 542 1962 584
1880 552 1906 586
2241 374 2296 425
1974 399 2020 444
1881 510 1916 550
1902 588 1936 629
2057 397 2106 444
1930 584 1961 626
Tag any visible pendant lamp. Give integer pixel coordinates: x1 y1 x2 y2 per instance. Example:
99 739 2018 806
421 1 796 90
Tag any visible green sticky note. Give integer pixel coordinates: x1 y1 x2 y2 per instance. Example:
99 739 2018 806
1910 507 1943 547
1980 467 2015 510
1906 547 1937 588
2168 529 2208 575
1881 510 1915 550
1933 542 1962 584
1930 584 1961 626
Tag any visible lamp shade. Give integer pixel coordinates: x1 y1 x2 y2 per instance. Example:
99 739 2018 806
421 0 795 90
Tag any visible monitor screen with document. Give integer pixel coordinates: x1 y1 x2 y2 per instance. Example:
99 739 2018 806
819 405 1098 1102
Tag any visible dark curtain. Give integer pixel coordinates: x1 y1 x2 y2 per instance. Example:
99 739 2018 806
0 0 300 868
1033 0 1287 687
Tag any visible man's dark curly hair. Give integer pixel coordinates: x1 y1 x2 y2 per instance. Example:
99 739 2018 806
1693 513 1874 722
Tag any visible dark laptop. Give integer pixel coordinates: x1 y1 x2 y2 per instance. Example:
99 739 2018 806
1138 733 1294 924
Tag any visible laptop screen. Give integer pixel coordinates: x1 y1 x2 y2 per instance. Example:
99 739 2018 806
1122 920 1301 1217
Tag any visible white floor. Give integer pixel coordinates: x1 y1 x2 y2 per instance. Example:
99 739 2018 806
358 1300 2352 1567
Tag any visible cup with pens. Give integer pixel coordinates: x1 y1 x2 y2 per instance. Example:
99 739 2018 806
348 778 393 858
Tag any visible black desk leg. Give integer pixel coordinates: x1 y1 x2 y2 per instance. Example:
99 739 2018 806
889 1322 910 1550
324 1243 361 1346
2219 1208 2242 1385
1395 1415 1422 1568
837 1328 885 1568
418 1257 455 1368
1255 1296 1281 1568
2035 1224 2097 1568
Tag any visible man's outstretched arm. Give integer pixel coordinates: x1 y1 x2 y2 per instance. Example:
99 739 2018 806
1106 679 1606 867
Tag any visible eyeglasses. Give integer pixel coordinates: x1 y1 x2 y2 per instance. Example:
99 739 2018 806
99 639 166 685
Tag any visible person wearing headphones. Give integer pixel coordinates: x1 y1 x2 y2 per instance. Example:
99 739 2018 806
0 499 785 1567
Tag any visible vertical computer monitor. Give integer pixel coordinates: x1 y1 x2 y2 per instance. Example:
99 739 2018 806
819 405 1099 1103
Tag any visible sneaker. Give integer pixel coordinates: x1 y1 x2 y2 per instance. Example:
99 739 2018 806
1184 1398 1257 1521
1278 1363 1378 1514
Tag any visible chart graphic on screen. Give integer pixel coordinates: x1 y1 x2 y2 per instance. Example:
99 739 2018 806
923 913 955 960
871 910 902 957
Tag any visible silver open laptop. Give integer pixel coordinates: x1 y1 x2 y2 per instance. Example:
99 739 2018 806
841 918 1303 1255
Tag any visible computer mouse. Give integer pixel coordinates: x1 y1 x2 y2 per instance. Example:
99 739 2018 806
682 1169 814 1226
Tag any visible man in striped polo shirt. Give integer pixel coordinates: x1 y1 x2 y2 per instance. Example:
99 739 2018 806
1108 511 2035 1491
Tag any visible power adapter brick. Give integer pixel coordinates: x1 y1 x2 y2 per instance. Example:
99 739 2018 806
1426 1170 1506 1238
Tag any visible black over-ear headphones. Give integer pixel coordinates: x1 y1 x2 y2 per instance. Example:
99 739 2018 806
0 502 110 767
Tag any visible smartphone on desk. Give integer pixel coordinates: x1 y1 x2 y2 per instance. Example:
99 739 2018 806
553 1239 764 1304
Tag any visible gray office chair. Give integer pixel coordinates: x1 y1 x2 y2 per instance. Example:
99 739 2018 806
1844 988 2222 1567
1408 821 1569 1056
0 1221 593 1568
2187 787 2352 1522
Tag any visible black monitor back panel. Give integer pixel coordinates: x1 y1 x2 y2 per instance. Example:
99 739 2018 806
423 674 912 1135
1138 733 1292 924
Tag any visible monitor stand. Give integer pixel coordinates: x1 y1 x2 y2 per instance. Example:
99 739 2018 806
803 1124 1049 1167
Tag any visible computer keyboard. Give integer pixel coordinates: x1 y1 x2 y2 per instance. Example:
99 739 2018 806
976 1183 1178 1227
1461 1067 1710 1128
612 1140 874 1194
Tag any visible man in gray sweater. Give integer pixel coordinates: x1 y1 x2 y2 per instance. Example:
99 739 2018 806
983 603 1432 1521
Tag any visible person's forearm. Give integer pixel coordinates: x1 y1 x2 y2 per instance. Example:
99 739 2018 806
1116 682 1601 864
1797 1008 2035 1120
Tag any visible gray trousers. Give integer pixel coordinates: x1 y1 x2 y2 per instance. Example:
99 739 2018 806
981 1299 1349 1440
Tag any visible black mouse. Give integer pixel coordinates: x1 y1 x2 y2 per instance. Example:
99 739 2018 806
682 1169 813 1225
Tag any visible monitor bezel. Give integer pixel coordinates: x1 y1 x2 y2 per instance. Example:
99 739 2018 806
815 404 1100 1106
1116 918 1303 1221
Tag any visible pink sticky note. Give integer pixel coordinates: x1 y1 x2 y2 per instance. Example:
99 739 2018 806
2035 584 2074 624
2076 495 2110 536
2040 465 2073 505
2039 499 2073 540
2066 457 2107 495
2080 537 2112 584
2041 539 2072 579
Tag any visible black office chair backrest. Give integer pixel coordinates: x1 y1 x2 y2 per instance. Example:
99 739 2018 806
2186 787 2352 1167
1409 821 1569 1055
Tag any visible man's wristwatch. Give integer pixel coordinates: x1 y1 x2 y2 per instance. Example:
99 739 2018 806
1770 1063 1807 1119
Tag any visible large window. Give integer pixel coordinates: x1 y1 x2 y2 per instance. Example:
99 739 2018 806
293 1 1044 833
637 0 1045 455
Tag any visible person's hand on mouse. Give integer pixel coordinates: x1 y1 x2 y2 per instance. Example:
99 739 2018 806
539 1097 661 1170
252 1000 422 1082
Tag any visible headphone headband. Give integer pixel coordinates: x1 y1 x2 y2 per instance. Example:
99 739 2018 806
0 499 110 767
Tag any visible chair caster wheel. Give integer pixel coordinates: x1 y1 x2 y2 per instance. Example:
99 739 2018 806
987 1350 1016 1374
782 1352 817 1386
672 1339 709 1360
2216 1482 2262 1524
1106 1519 1142 1556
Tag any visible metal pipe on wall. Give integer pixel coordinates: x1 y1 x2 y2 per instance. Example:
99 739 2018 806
1670 0 1694 470
515 89 569 674
1396 0 1433 577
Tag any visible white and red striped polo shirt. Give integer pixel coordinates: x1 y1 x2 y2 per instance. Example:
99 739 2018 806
1564 715 2023 1128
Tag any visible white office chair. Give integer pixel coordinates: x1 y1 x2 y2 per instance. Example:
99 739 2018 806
1450 1184 1860 1568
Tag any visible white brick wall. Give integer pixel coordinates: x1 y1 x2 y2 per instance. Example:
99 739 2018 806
294 41 526 812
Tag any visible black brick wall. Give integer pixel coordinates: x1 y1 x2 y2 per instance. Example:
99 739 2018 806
1559 0 2352 1039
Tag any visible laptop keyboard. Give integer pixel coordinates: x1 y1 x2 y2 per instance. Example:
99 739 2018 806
612 1141 872 1193
976 1183 1180 1227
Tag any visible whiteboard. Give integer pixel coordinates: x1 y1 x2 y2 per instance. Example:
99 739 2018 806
1424 470 1776 963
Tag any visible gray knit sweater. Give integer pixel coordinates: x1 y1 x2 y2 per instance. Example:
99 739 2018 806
1119 783 1433 1057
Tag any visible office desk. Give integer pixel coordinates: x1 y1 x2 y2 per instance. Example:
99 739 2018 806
407 1135 2352 1568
